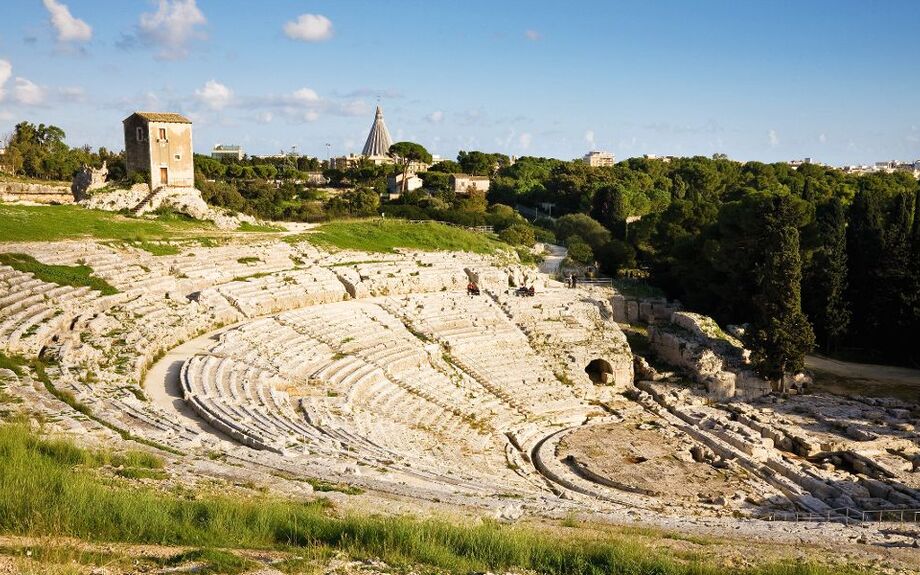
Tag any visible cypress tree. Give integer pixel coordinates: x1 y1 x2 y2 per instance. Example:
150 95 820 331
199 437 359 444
845 188 886 349
802 198 850 353
746 193 815 383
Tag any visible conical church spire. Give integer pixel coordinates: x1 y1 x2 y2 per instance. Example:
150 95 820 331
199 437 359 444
362 106 393 157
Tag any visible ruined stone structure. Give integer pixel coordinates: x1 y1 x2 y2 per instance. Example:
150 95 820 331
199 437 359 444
0 235 918 552
123 112 194 190
70 161 108 201
611 294 772 400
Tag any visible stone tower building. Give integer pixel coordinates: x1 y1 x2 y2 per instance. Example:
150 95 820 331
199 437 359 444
123 112 194 189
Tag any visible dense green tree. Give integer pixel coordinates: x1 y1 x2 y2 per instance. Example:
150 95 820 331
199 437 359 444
744 193 815 381
389 142 432 193
554 213 611 250
428 160 461 173
802 198 850 353
591 184 629 240
457 150 507 176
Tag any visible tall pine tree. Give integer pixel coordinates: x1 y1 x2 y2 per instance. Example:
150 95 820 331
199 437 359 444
746 193 815 383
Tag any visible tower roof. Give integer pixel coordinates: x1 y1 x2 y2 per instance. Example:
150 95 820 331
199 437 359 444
361 106 393 157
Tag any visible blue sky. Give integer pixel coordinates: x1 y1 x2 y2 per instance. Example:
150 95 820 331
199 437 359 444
0 0 918 165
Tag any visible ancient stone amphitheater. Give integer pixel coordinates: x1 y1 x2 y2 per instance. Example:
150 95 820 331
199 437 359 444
1 233 919 547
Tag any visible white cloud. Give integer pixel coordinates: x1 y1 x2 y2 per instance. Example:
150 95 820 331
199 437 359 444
519 132 532 149
137 0 206 60
818 133 827 144
0 59 11 101
195 79 232 109
13 77 45 106
768 129 779 147
256 111 273 124
290 87 319 103
524 29 541 41
303 110 319 122
57 86 85 102
42 0 92 43
426 110 444 124
585 129 595 147
284 14 333 42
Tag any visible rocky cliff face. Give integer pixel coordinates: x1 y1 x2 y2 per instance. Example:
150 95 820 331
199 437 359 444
80 184 255 229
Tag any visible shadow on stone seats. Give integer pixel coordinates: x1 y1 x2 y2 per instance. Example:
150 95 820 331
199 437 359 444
585 358 614 384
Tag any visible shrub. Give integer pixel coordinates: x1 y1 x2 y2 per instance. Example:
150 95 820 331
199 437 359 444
565 235 594 265
498 223 536 247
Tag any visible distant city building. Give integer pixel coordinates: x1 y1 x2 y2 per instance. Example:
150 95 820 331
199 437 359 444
387 172 423 196
583 151 615 167
451 174 490 195
788 157 825 169
123 112 194 189
212 144 244 161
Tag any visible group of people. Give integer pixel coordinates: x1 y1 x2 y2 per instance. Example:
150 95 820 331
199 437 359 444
567 273 578 289
466 280 535 297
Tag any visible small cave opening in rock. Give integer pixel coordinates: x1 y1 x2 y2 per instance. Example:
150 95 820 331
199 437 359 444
585 358 614 384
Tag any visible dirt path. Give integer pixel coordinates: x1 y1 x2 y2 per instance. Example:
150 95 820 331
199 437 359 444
538 244 567 276
806 354 920 402
143 324 240 440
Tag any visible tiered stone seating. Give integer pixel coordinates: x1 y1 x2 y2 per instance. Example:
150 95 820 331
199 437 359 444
0 265 112 355
213 267 347 317
387 293 592 425
168 243 297 286
4 241 177 295
181 353 321 453
495 287 633 391
332 255 471 298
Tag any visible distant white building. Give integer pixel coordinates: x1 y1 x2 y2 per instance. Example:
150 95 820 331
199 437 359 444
583 151 615 167
387 172 423 195
212 144 244 161
451 174 490 195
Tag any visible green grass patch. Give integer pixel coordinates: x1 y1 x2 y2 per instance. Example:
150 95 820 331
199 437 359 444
288 219 505 254
0 253 118 295
163 548 254 574
0 204 214 242
131 241 181 256
305 478 364 495
238 221 285 233
236 256 261 264
0 422 859 575
0 352 24 377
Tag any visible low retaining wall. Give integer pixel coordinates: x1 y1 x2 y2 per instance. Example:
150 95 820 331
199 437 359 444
0 180 74 204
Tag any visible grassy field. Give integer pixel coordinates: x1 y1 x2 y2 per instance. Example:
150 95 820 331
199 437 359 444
292 219 506 254
0 252 118 295
0 204 220 242
0 422 860 575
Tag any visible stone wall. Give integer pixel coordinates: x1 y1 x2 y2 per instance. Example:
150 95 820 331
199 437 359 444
0 180 74 204
612 293 771 401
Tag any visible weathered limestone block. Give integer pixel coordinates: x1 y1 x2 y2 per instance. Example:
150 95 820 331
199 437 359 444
638 301 653 322
626 300 639 323
706 372 736 401
610 294 627 323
